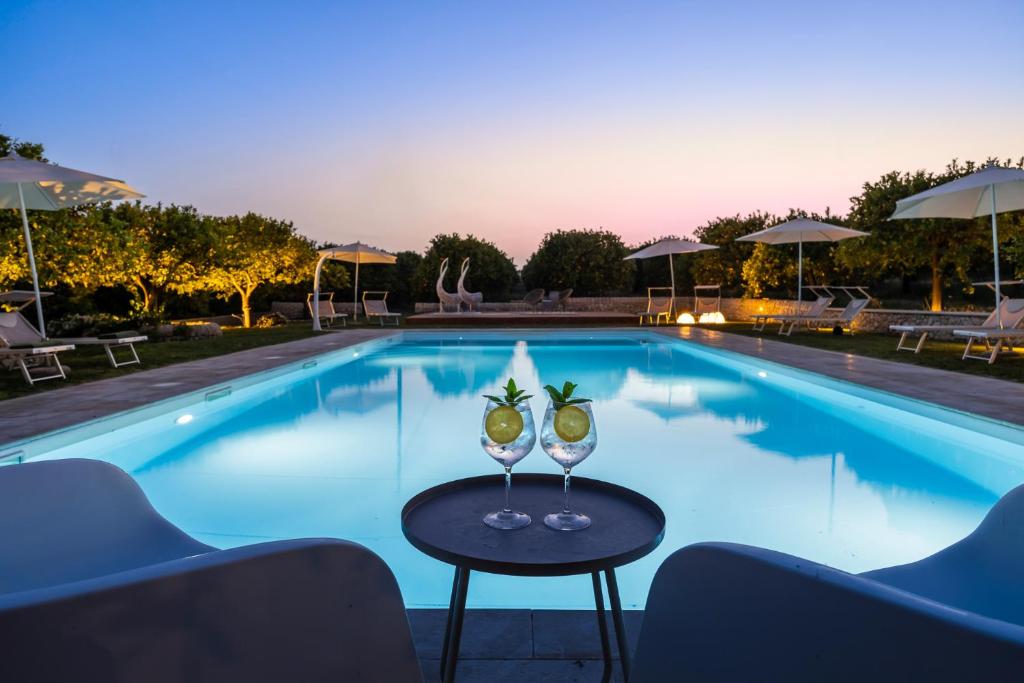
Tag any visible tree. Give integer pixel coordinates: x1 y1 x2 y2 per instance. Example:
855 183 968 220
836 158 1024 311
0 132 45 160
521 229 633 296
114 203 217 316
414 233 517 302
202 213 316 327
691 213 772 294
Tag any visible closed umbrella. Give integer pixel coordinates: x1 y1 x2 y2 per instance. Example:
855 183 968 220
312 242 397 327
889 164 1024 328
624 238 719 304
0 151 144 337
736 218 868 308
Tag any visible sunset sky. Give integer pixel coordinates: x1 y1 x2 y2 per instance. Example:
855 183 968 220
4 0 1022 263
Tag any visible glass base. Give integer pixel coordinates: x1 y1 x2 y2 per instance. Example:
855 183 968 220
544 511 591 531
483 509 531 530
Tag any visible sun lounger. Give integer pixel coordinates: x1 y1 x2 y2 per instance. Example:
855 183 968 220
0 458 423 682
892 298 1024 353
638 287 675 326
954 327 1024 364
631 482 1024 681
0 311 145 369
752 295 833 332
307 292 348 328
0 341 75 385
362 291 401 326
771 298 869 336
523 288 545 311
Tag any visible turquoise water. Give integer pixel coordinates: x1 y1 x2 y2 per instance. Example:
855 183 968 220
15 331 1024 609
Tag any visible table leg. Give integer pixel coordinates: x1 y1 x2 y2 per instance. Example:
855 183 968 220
440 567 461 679
592 572 613 682
606 568 631 681
440 566 470 683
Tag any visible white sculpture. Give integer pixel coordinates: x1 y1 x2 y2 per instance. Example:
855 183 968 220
436 258 463 313
457 258 484 312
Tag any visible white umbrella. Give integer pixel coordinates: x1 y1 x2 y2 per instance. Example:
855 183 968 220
624 238 719 303
0 151 143 337
889 164 1024 328
736 218 868 307
312 242 397 327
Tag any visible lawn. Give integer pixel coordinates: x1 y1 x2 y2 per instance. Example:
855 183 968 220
697 323 1024 383
0 323 332 401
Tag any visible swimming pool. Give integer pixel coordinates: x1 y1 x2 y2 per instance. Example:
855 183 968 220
9 330 1024 609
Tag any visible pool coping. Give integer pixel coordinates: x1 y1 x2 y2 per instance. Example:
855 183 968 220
3 324 1023 452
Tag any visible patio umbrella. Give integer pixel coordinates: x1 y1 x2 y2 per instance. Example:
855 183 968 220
889 164 1024 328
624 238 719 302
312 242 397 327
0 151 143 337
736 218 868 307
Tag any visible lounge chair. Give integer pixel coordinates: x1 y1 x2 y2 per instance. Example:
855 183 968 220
955 326 1024 364
307 291 348 328
523 288 545 311
436 258 462 313
892 298 1024 354
543 288 574 312
0 311 145 369
751 295 833 332
0 458 423 682
631 482 1024 682
362 291 401 327
0 340 75 385
637 287 675 326
772 297 869 336
457 258 483 312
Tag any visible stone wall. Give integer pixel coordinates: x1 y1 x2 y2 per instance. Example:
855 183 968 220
413 296 988 336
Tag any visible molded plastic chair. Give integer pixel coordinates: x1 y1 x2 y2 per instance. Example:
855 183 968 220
0 459 422 683
632 483 1024 682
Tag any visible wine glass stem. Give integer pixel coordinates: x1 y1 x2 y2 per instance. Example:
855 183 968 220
503 466 512 513
563 467 572 514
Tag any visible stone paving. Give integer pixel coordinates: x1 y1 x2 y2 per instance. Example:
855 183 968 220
655 326 1024 427
409 609 641 682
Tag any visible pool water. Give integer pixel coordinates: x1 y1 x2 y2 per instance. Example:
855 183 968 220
17 331 1024 609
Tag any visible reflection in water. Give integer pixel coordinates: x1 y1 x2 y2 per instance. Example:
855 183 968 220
78 337 1019 610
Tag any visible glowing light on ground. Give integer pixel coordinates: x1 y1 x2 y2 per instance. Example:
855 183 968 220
699 312 726 324
676 313 696 325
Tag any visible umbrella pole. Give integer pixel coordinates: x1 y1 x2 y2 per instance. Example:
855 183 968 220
668 254 676 318
797 237 803 313
991 185 1003 328
354 256 360 322
312 253 326 331
16 182 46 338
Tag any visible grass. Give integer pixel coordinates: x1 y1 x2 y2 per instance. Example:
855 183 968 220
696 322 1024 383
0 322 336 401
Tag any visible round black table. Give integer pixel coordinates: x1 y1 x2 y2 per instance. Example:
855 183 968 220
402 473 665 682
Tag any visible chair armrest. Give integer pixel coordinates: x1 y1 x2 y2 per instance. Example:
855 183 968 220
632 542 1024 682
0 538 422 683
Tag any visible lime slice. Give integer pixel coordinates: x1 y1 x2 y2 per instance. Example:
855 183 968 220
554 405 590 442
486 405 524 444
